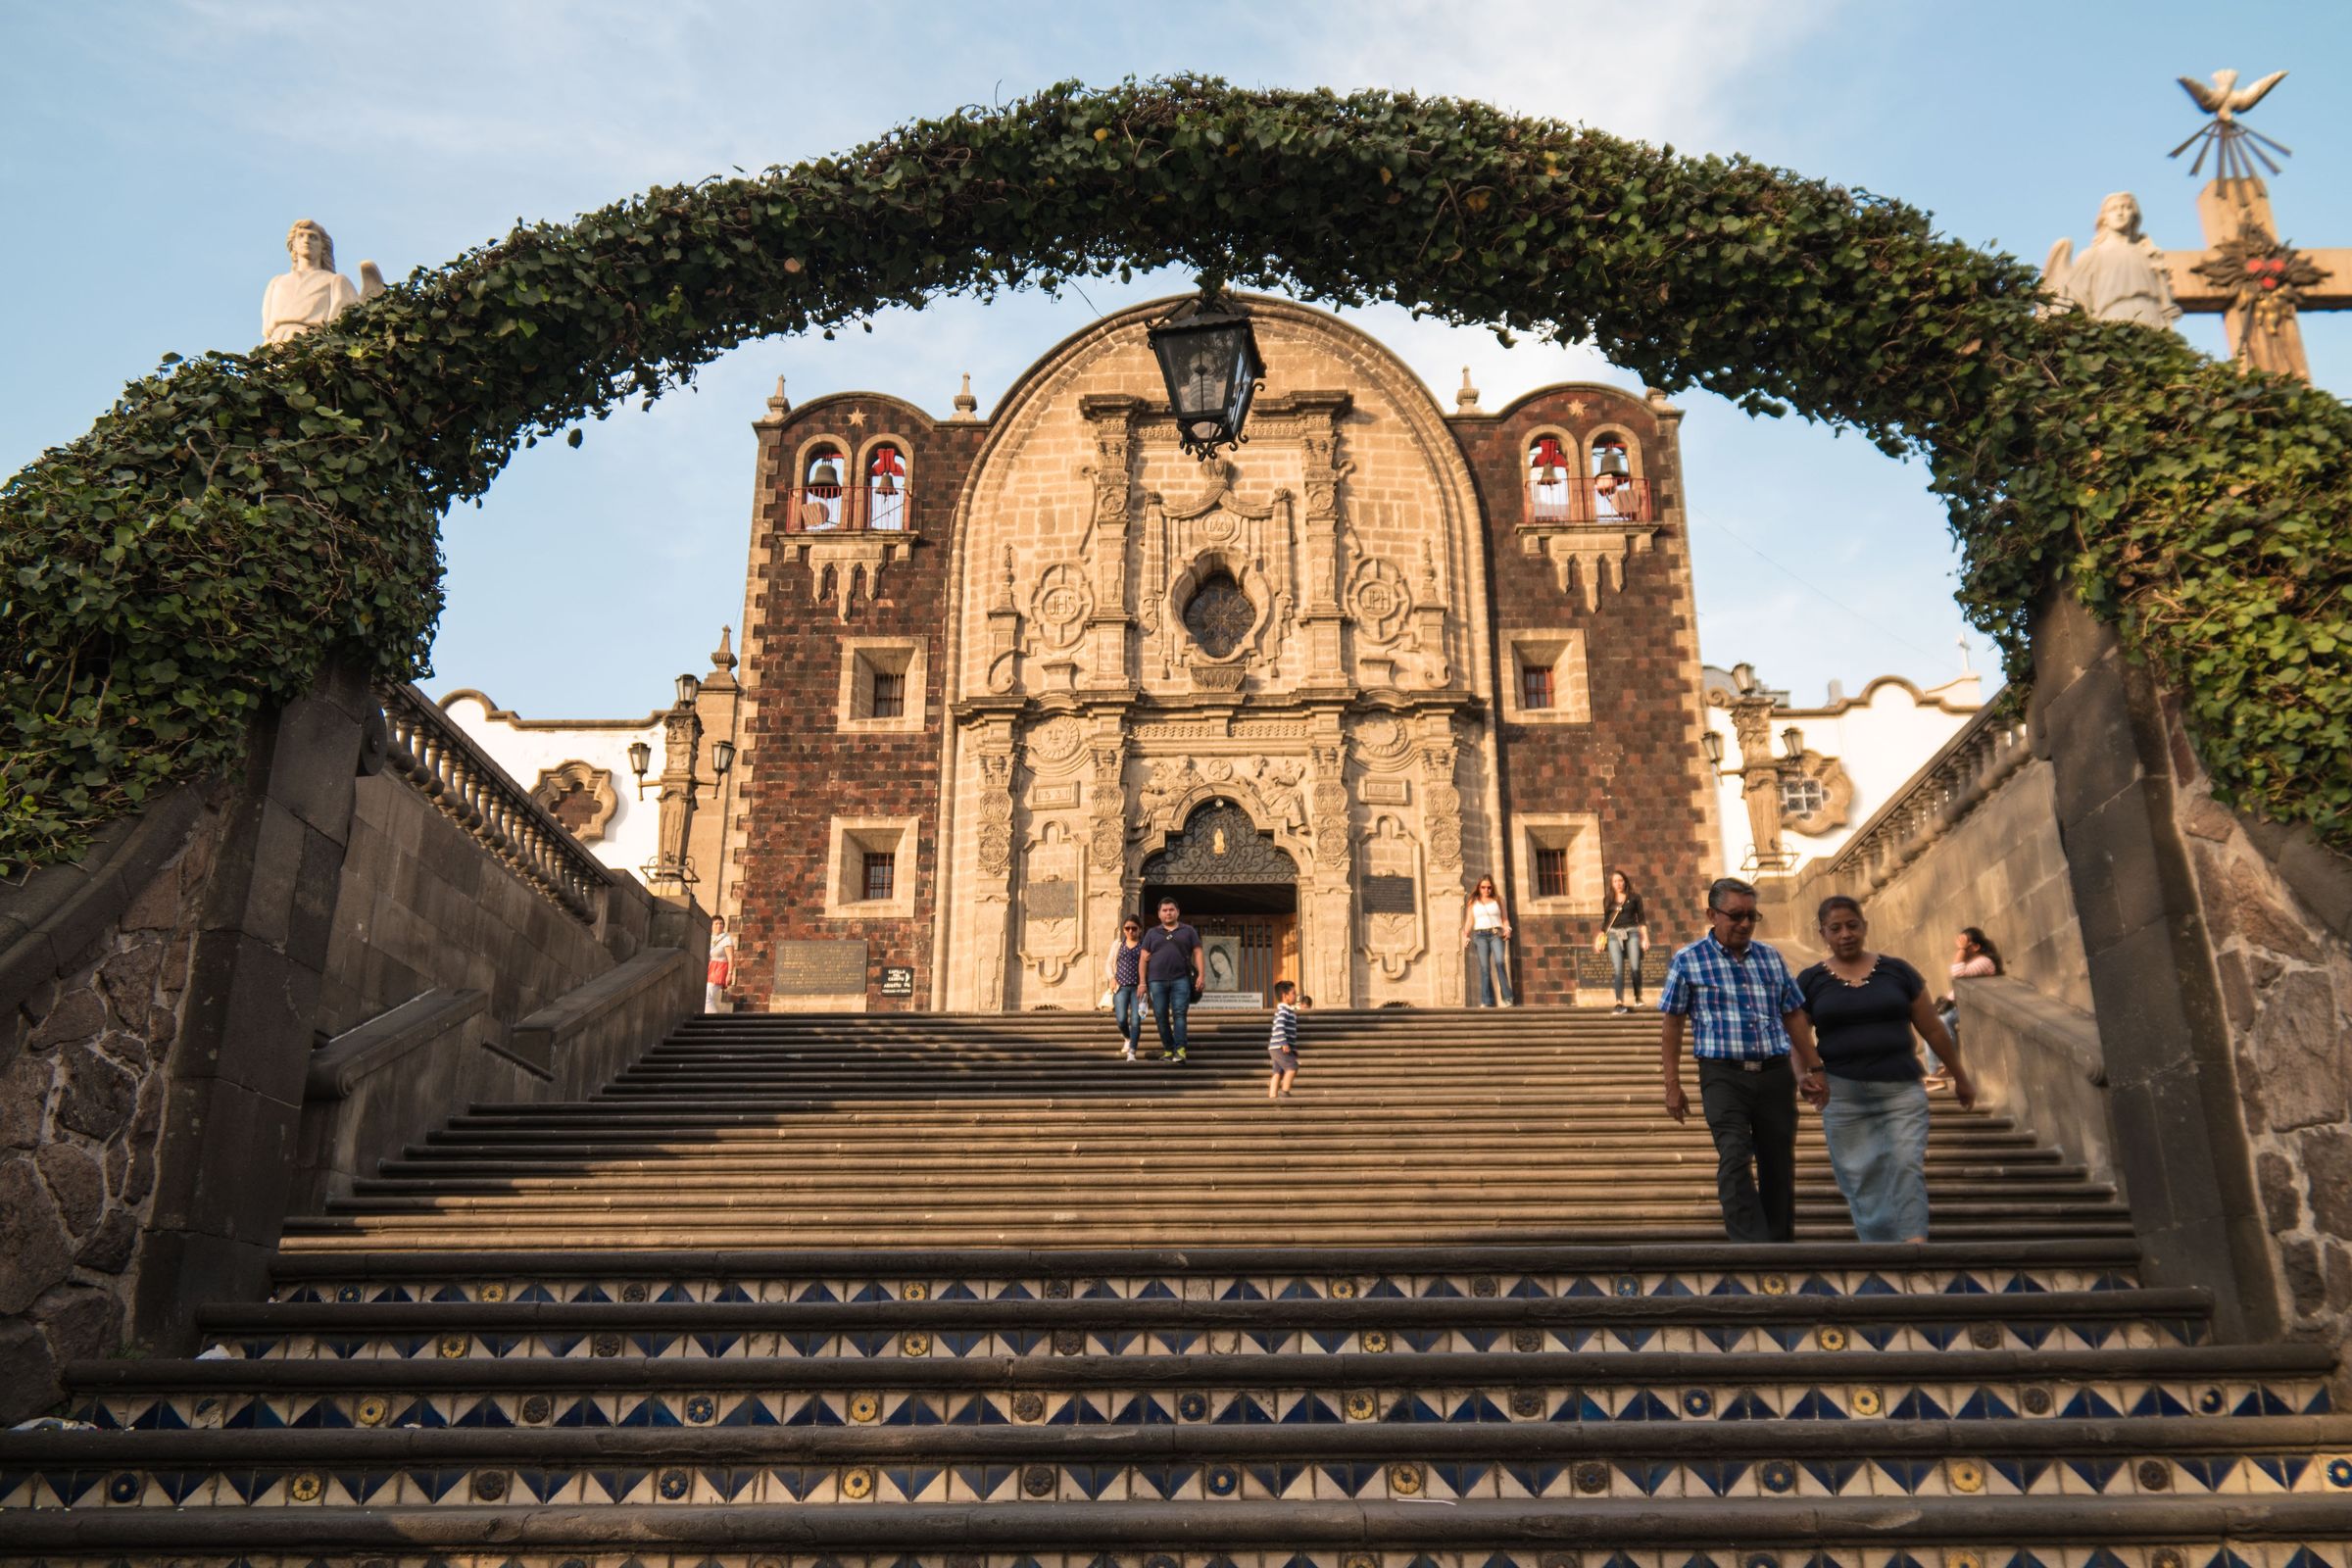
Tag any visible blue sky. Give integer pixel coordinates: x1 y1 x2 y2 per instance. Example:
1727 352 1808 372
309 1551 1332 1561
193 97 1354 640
5 2 2347 716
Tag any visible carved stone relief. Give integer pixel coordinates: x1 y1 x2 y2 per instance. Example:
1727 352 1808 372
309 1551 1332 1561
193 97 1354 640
532 761 617 844
1359 813 1428 981
1025 714 1088 774
1348 558 1412 645
1019 819 1085 984
1029 563 1095 651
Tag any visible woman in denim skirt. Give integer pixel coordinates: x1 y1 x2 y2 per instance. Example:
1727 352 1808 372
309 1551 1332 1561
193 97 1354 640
1795 895 1975 1243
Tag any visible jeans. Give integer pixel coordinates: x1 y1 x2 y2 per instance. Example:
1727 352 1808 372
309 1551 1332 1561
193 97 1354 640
1606 929 1644 1003
1469 929 1514 1005
1819 1075 1934 1242
1147 978 1191 1055
1112 983 1142 1053
1695 1057 1798 1242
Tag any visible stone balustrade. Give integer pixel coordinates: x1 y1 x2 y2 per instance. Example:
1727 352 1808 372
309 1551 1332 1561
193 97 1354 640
1824 699 2034 896
379 684 612 923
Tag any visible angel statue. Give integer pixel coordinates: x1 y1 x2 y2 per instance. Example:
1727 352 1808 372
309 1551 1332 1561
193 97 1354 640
262 219 385 344
2041 193 2181 332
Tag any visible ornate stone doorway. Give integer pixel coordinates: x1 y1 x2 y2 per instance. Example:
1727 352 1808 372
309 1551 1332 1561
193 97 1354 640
1140 801 1300 1005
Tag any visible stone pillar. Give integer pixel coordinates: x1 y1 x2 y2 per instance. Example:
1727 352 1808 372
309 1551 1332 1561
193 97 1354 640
2031 585 2278 1341
652 702 703 890
1419 720 1468 1004
134 662 373 1349
1085 736 1130 964
1306 724 1353 1006
970 726 1018 1011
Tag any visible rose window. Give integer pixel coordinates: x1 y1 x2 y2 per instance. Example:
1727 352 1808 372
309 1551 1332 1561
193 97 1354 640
1183 572 1255 659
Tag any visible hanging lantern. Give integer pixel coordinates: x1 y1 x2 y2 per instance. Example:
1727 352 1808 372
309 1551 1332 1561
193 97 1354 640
868 447 904 497
1148 291 1264 461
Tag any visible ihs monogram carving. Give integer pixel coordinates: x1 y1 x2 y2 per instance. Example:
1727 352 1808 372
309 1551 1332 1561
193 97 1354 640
1348 557 1412 645
1029 564 1094 651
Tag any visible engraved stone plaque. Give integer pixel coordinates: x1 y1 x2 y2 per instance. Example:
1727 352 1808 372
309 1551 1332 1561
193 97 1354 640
1358 778 1410 806
1362 875 1417 914
1024 879 1079 920
775 939 869 996
879 965 915 997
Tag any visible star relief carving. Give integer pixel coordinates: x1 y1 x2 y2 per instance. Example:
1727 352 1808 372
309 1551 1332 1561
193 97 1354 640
847 409 868 428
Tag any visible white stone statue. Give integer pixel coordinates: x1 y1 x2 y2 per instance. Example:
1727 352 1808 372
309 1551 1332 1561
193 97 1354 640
2041 193 2181 330
261 219 385 344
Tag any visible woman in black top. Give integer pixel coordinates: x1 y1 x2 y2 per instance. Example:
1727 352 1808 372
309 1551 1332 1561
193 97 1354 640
1593 870 1651 1013
1796 896 1973 1243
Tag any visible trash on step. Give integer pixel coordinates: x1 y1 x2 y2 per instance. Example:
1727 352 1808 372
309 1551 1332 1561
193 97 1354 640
12 1417 98 1431
195 1345 240 1359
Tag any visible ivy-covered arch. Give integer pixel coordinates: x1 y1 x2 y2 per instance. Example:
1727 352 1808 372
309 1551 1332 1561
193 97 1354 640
4 76 2348 872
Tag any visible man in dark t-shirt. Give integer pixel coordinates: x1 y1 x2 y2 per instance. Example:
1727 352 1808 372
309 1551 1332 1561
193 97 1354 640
1140 897 1204 1062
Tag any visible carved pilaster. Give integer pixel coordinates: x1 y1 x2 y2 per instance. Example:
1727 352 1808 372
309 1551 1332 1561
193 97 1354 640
972 725 1018 1010
651 705 702 888
1085 736 1131 958
1079 403 1140 689
1298 420 1353 684
1419 724 1467 1004
1306 727 1353 1004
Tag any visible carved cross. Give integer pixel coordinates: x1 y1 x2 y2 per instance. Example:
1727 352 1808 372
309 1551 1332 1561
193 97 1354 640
2160 177 2348 380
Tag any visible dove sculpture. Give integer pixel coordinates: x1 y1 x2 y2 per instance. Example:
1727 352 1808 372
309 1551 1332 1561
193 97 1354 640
2170 69 2293 179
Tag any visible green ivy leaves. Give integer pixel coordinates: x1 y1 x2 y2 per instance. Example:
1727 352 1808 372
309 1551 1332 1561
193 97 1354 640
3 77 2349 873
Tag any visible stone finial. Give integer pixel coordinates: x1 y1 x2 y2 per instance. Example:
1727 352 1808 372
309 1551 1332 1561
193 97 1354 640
710 625 737 674
760 375 792 425
1455 367 1481 412
953 372 979 421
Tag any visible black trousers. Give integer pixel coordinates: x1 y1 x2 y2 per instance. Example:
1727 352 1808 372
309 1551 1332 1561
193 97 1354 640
1696 1056 1798 1243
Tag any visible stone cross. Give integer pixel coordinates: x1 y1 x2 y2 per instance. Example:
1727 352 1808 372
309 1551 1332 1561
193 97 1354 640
2158 73 2350 381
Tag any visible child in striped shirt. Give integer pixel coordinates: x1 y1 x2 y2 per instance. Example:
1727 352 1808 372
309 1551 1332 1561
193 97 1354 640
1266 980 1303 1099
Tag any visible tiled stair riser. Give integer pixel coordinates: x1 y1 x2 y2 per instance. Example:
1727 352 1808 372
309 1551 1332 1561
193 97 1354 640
4 1554 2351 1568
76 1379 2335 1434
11 1449 2352 1508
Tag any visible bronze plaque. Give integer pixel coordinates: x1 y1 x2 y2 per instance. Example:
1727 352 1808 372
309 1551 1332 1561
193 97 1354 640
774 939 869 995
1361 875 1417 914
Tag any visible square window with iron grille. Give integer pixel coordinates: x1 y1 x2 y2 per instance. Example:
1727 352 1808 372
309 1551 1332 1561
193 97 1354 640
869 670 906 719
1780 775 1827 817
1521 662 1555 710
1535 847 1569 900
862 852 896 903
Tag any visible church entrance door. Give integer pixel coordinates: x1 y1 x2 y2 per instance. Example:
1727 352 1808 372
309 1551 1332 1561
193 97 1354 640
1140 801 1300 1008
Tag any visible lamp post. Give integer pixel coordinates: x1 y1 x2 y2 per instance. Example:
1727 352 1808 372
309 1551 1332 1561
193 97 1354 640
640 673 713 893
1148 290 1264 461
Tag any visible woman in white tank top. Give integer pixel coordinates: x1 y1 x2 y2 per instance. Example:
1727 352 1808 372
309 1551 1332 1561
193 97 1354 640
1460 875 1515 1006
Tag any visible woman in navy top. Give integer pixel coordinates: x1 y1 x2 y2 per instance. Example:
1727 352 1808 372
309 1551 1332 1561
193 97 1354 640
1796 895 1973 1243
1104 916 1148 1062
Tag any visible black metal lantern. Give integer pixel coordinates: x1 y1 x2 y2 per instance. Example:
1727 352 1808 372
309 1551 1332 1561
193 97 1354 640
1700 730 1725 767
1148 292 1264 461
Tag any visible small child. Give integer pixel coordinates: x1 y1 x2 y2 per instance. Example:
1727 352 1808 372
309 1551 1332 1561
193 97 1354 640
1266 981 1304 1099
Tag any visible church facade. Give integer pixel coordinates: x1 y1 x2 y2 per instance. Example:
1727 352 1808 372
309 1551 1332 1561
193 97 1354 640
721 296 1721 1011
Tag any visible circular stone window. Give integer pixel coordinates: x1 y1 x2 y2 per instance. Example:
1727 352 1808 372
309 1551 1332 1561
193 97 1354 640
1183 571 1255 659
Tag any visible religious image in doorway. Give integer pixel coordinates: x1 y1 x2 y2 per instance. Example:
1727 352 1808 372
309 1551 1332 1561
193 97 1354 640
1204 936 1242 994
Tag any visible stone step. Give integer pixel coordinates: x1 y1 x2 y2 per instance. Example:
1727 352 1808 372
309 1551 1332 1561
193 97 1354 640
259 1237 2148 1297
7 1500 2348 1565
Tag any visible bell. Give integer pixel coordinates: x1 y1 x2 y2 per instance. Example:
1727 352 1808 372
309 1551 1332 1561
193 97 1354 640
870 449 903 496
810 459 842 488
1593 444 1632 480
1533 437 1566 487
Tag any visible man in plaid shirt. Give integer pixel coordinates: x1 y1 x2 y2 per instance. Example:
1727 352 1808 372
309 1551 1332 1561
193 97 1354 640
1658 877 1826 1243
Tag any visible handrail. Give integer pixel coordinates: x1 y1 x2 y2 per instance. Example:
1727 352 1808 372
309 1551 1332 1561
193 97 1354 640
1823 695 2034 895
378 683 615 923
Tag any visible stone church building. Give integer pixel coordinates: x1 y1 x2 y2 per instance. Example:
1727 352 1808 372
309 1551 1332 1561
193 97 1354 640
711 295 1722 1010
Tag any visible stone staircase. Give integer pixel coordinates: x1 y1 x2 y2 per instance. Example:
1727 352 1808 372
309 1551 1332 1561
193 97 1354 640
6 1007 2350 1567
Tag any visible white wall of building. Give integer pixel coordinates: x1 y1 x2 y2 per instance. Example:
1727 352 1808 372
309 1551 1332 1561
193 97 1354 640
439 690 666 879
1704 670 1984 873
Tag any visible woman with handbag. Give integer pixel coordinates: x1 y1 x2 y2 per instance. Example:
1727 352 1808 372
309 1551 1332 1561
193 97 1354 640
1592 870 1651 1013
1104 915 1148 1062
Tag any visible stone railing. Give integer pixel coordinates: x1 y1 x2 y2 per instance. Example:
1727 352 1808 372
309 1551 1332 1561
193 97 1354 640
379 683 613 922
1824 698 2034 895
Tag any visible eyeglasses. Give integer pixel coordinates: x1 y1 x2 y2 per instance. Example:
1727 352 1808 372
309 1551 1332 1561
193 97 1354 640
1710 908 1761 924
